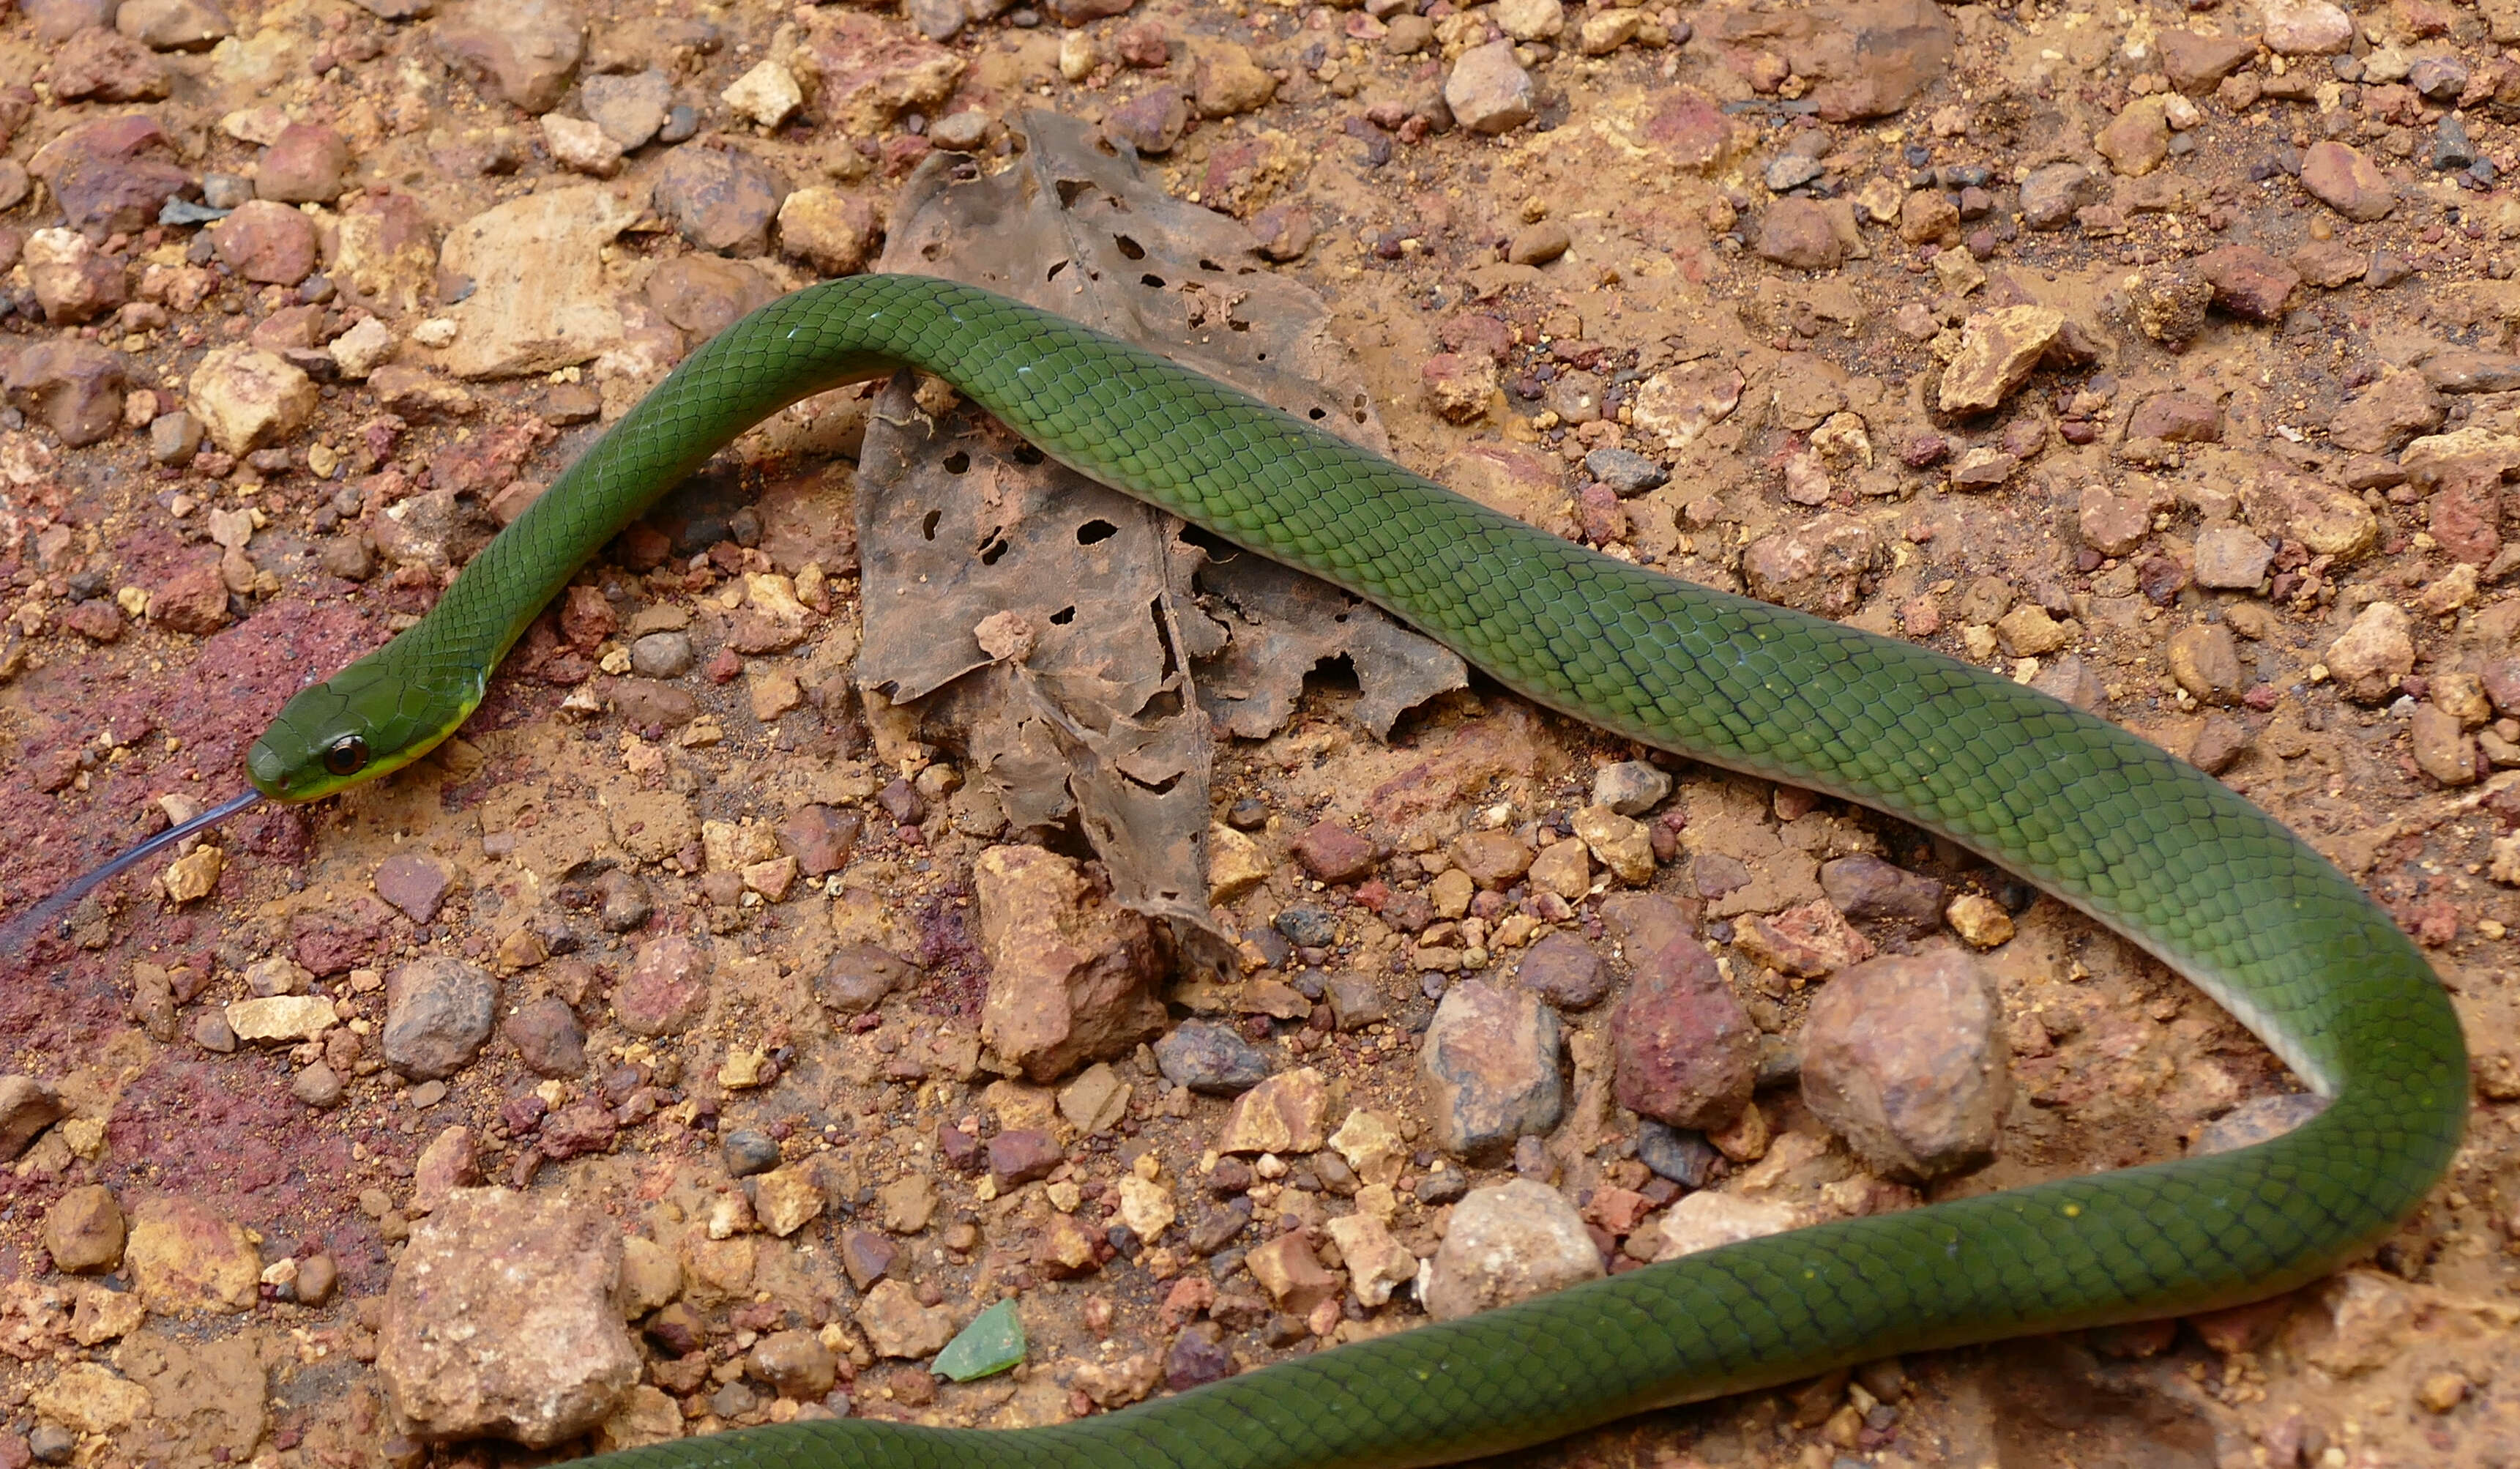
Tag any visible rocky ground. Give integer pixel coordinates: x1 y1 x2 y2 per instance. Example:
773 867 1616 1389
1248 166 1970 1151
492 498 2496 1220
0 0 2517 1465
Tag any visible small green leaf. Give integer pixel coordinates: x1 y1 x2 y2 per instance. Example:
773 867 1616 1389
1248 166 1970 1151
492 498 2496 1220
933 1297 1026 1382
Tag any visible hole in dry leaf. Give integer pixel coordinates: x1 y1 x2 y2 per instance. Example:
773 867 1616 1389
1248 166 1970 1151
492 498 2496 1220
1308 407 1327 420
1199 259 1224 272
1050 606 1076 625
979 537 1010 566
943 451 971 474
1114 234 1146 259
1013 445 1045 465
1077 520 1119 546
1141 274 1166 289
921 242 942 261
921 510 942 541
1047 259 1070 280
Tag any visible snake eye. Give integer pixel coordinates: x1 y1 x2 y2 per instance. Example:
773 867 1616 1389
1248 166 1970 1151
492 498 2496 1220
322 734 369 778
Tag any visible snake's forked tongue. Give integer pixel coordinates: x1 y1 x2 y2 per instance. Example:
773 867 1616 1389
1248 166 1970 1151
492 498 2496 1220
0 789 264 964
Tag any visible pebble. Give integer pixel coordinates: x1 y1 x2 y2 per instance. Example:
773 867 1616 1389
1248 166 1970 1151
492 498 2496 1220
7 341 130 447
1582 450 1668 500
1753 198 1844 272
2323 602 2414 704
1944 892 2014 948
615 934 712 1035
0 1077 61 1161
1512 932 1610 1009
857 1279 958 1359
628 630 696 677
2167 623 2245 704
1818 855 1945 926
721 1128 782 1178
127 1194 258 1313
1154 1019 1270 1094
1291 820 1376 883
655 142 786 257
187 346 316 455
1801 950 2009 1180
1635 1119 1723 1189
291 1060 346 1108
1505 221 1571 266
258 123 349 204
1422 1179 1603 1321
975 844 1168 1080
501 995 587 1077
594 870 652 933
2192 527 2273 590
431 0 585 112
1609 906 1755 1130
373 851 454 924
42 1186 124 1273
1165 1322 1234 1390
381 1188 638 1446
1216 1067 1329 1155
584 70 674 150
776 187 883 275
1939 305 2064 414
1649 1191 1805 1259
2299 141 2396 222
1444 40 1535 134
381 956 498 1082
1419 979 1563 1161
2260 0 2352 55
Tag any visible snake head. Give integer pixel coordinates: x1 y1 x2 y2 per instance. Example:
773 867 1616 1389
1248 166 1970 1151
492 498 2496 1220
248 652 478 802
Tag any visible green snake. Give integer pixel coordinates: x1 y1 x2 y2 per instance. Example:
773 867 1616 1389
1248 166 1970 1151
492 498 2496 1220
239 276 2463 1467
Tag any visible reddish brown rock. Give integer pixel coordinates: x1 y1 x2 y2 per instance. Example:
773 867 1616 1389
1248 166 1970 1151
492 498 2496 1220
148 559 231 635
778 804 862 877
1103 88 1189 155
210 200 320 286
975 845 1168 1081
2197 245 2299 321
42 1185 124 1273
2126 391 2222 443
1753 197 1844 271
5 340 127 448
29 114 190 233
1801 948 2009 1180
614 934 712 1035
2328 368 2442 454
2299 141 2396 221
431 0 584 113
51 26 168 101
257 122 351 204
1291 821 1376 884
2160 29 2259 92
502 996 587 1077
1610 914 1754 1130
374 852 454 923
986 1128 1062 1186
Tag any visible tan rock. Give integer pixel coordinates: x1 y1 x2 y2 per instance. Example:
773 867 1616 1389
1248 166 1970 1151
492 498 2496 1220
1216 1067 1329 1155
127 1194 260 1314
187 347 316 455
379 1187 638 1446
975 845 1168 1082
1938 306 2065 415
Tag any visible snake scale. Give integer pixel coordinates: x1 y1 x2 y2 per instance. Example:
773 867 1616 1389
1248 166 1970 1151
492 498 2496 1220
238 275 2466 1468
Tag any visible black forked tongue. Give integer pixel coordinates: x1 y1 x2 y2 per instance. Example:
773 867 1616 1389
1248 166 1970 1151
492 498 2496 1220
0 789 264 965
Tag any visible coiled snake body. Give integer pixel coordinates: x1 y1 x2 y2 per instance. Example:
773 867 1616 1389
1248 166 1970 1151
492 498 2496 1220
244 277 2467 1469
